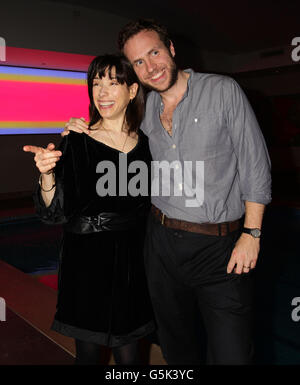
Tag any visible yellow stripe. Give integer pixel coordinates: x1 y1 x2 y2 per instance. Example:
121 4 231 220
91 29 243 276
0 122 66 128
0 73 86 85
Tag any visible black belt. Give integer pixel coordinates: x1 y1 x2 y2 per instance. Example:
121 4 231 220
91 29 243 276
65 203 149 234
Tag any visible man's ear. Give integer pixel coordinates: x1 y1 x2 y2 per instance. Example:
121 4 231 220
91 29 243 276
169 41 175 58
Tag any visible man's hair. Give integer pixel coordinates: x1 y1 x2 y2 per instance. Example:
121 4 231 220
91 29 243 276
118 19 171 53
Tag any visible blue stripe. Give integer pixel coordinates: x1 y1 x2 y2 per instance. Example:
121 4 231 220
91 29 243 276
0 128 64 135
0 65 86 79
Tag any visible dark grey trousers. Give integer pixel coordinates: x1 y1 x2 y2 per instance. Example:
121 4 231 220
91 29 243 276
144 212 254 365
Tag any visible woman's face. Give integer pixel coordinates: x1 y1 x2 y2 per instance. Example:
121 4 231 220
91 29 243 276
92 66 138 121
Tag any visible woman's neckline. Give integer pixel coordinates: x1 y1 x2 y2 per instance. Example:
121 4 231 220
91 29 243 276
86 131 140 155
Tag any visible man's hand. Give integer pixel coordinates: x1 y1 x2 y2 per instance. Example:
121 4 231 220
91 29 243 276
227 233 260 274
62 117 90 137
23 143 62 174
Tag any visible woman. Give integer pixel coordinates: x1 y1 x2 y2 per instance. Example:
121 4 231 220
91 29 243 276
23 54 155 365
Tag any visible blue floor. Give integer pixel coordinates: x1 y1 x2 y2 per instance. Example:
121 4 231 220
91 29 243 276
0 215 61 274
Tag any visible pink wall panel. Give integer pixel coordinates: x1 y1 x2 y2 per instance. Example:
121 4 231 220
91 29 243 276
0 80 89 121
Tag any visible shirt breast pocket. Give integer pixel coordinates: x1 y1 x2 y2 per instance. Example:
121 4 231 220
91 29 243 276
181 112 231 159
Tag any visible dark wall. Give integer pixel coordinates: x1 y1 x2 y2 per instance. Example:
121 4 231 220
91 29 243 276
1 134 62 197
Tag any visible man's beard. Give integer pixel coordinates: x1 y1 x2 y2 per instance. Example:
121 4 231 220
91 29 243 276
141 59 178 93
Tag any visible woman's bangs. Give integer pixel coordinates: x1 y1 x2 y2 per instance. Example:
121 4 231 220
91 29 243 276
93 60 127 85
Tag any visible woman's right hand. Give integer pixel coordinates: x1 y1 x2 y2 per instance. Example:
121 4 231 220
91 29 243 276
23 143 62 174
62 117 90 137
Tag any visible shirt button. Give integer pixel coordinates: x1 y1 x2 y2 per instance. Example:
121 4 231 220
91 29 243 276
172 144 176 149
194 118 198 122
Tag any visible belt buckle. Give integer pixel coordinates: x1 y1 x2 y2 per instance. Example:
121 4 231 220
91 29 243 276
161 213 165 225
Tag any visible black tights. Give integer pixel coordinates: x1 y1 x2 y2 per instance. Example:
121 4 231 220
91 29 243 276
75 339 140 365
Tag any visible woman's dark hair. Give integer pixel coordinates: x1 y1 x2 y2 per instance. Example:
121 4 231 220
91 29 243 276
87 54 145 134
118 19 171 53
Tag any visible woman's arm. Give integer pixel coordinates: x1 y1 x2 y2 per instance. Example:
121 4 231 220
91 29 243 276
40 172 56 207
23 142 62 207
23 139 68 224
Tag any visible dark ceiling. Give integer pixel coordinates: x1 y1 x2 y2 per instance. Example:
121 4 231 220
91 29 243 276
46 0 300 54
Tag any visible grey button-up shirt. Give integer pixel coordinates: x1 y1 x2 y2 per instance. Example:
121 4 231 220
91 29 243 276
140 69 272 224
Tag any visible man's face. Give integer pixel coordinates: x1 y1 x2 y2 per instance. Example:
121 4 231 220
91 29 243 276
123 30 178 93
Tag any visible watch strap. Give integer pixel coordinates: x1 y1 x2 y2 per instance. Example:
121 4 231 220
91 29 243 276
242 227 261 238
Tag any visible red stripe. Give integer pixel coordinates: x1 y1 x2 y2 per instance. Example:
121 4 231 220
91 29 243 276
5 46 94 71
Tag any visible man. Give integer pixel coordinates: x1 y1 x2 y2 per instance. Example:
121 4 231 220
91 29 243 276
31 19 272 364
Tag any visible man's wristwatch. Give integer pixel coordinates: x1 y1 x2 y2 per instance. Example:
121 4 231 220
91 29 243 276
242 227 261 238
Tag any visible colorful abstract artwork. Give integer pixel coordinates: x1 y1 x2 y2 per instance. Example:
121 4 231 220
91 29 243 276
0 66 89 134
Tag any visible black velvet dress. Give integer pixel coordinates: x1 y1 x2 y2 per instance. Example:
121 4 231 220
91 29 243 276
34 130 155 347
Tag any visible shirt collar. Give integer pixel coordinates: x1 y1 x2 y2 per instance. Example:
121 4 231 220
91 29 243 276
182 68 194 99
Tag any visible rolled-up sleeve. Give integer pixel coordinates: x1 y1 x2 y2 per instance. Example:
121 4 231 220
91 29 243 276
225 79 272 205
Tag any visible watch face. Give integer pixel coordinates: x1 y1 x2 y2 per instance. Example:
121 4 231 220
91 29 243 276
251 228 261 238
